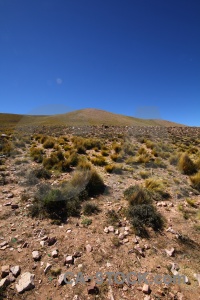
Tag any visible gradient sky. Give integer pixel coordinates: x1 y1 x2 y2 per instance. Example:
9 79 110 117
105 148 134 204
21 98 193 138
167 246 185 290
0 0 200 125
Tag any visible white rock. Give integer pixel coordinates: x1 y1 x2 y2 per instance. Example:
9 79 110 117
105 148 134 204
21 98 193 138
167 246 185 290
44 263 52 274
10 266 21 277
165 247 175 257
52 250 58 258
58 273 67 285
32 250 41 261
85 244 93 253
15 272 35 293
104 227 109 233
142 284 150 294
65 255 74 264
194 273 200 286
108 226 114 232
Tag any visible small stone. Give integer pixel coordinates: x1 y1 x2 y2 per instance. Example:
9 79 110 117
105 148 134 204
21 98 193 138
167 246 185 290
1 265 10 278
7 193 14 198
52 249 58 258
58 273 67 286
142 284 151 294
47 237 57 246
87 283 99 295
194 273 200 286
0 277 10 288
108 226 114 232
65 255 74 264
32 251 41 261
118 233 125 240
44 263 52 274
40 241 45 247
104 227 109 233
85 244 93 253
11 204 19 209
0 241 8 248
10 266 21 277
165 247 175 257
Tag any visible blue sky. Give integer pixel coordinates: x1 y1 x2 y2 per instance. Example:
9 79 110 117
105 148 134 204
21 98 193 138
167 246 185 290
0 0 200 125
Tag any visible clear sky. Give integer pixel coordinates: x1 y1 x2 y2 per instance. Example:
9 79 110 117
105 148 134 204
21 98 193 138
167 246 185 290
0 0 200 125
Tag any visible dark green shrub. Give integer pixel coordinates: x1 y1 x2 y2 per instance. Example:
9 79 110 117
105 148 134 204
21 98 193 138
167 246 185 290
127 204 164 237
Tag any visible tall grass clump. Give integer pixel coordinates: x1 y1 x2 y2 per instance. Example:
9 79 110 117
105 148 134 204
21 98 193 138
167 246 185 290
190 172 200 191
178 153 197 175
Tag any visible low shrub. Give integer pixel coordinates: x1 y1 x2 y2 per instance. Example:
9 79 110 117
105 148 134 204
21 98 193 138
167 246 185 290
105 164 123 174
127 204 164 237
82 203 100 215
124 185 152 206
90 156 107 166
43 138 55 149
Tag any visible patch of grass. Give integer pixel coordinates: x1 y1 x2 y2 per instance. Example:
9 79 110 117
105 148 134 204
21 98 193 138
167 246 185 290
186 198 196 207
90 156 107 166
178 153 197 175
82 203 100 216
105 164 123 174
190 172 200 191
124 185 152 206
30 147 44 163
111 236 121 247
139 170 150 179
43 138 55 149
106 209 120 225
81 217 92 227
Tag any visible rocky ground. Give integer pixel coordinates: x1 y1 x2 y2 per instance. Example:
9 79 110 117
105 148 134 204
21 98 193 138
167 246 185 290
0 126 200 300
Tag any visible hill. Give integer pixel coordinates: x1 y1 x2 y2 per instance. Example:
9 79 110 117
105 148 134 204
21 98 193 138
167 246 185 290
0 108 185 128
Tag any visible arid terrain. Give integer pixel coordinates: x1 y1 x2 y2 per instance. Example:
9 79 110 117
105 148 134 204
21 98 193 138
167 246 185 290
0 110 200 300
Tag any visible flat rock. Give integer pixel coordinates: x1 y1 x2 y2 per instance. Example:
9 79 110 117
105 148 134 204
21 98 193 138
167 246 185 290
15 272 35 293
